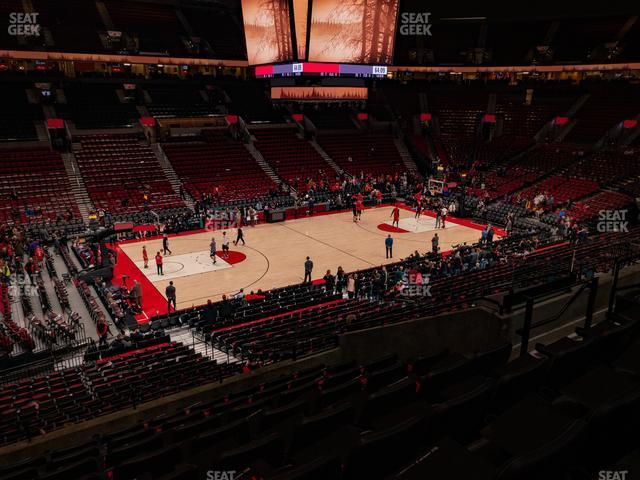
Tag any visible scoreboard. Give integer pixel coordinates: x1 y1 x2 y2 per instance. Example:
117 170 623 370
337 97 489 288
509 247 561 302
255 62 388 78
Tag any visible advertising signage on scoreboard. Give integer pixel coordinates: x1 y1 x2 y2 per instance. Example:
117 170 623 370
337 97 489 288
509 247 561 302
255 62 387 78
271 86 368 101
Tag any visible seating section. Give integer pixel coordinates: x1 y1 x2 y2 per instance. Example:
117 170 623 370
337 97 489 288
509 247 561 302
518 175 599 205
73 134 185 213
0 341 242 445
565 86 640 144
565 150 640 186
223 82 284 123
305 108 357 130
0 148 80 225
162 129 277 202
566 191 634 222
0 83 42 142
468 145 580 201
33 0 105 53
145 85 220 118
181 6 247 59
60 84 138 129
104 0 188 55
552 16 628 62
252 128 334 190
318 133 405 176
5 312 640 479
495 89 577 140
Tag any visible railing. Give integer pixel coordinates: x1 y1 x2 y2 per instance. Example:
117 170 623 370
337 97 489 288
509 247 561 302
515 276 599 357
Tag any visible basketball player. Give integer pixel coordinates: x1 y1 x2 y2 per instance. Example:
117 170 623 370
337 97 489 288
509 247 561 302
162 233 172 255
415 202 422 220
210 237 217 264
441 206 448 228
142 245 149 269
356 199 364 221
221 231 230 259
390 205 401 228
352 201 358 223
234 227 245 246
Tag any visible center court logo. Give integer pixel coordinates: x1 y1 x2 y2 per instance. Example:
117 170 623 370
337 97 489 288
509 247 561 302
399 12 432 36
8 12 40 37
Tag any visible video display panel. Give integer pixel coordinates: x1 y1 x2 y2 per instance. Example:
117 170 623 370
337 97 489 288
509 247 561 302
271 86 368 101
307 0 400 64
292 0 309 60
241 0 294 65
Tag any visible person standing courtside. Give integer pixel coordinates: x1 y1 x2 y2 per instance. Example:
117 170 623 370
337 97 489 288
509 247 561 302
166 281 176 313
142 245 149 269
155 252 163 275
304 256 313 283
385 234 393 259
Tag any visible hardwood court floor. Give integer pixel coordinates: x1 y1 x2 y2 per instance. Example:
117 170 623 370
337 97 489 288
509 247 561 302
117 206 495 310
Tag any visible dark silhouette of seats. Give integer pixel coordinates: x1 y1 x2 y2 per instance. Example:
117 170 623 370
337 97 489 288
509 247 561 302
357 377 417 427
491 354 549 413
38 458 100 480
270 455 342 480
343 415 425 479
107 434 164 467
216 432 285 470
429 376 495 443
536 336 599 388
494 419 587 480
290 403 354 452
112 445 182 480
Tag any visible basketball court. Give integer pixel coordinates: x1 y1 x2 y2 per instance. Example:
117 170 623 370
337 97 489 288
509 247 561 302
112 205 503 319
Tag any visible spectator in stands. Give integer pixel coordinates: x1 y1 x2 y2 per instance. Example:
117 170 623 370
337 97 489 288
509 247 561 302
97 320 108 347
129 328 143 342
304 256 313 283
155 252 163 275
166 281 177 313
346 274 356 299
131 280 142 309
336 266 346 293
323 270 335 294
142 246 149 269
219 294 233 321
487 224 495 243
162 234 172 255
24 258 35 285
385 234 394 258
